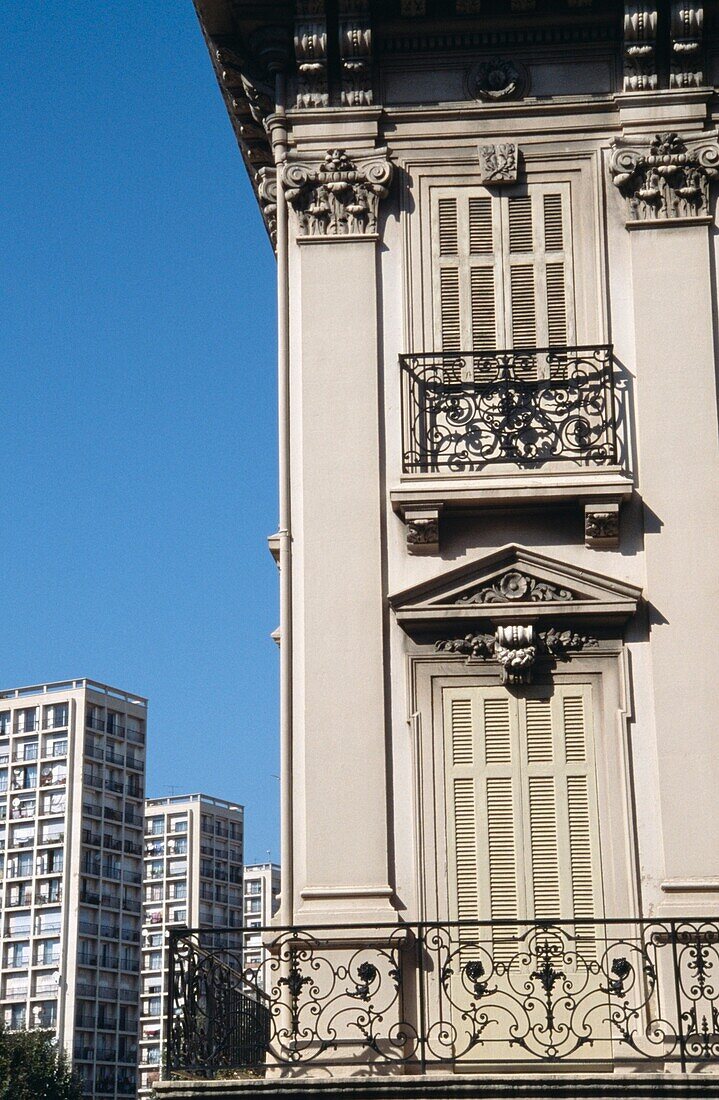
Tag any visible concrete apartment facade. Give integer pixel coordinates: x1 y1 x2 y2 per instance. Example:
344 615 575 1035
138 794 244 1097
0 678 146 1099
242 862 280 990
158 0 719 1092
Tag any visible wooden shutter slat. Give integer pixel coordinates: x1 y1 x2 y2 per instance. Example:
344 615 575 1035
438 197 459 255
508 195 533 253
439 267 461 352
525 698 553 763
543 193 564 251
546 262 568 347
454 777 479 922
509 264 537 348
470 267 497 352
484 697 511 765
469 196 493 254
563 695 586 763
451 698 474 767
528 776 561 920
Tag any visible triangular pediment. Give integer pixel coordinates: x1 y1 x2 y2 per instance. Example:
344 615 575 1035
389 545 641 629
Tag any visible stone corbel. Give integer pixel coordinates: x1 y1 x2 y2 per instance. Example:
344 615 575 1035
609 131 719 224
585 502 620 549
256 167 278 248
295 0 328 109
405 507 441 555
339 0 373 107
623 4 658 92
282 148 393 238
670 2 704 89
478 142 519 184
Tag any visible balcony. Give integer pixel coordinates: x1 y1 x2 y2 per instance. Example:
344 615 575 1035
167 918 719 1081
394 346 632 551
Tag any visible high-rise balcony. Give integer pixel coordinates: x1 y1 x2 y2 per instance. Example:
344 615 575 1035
393 346 632 551
166 918 719 1080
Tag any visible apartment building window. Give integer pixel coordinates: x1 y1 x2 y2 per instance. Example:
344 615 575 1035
50 739 68 757
170 817 187 833
147 817 163 836
169 908 186 924
246 881 262 895
0 712 10 737
43 703 68 729
8 943 28 968
245 898 261 915
11 765 36 791
168 883 187 901
145 885 163 902
15 709 37 734
36 940 60 966
6 1005 26 1030
168 837 187 855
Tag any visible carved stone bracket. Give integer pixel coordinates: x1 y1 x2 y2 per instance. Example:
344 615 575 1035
670 2 704 89
623 4 658 92
282 149 393 237
437 624 598 685
478 143 519 184
405 508 441 555
339 0 373 107
295 0 328 108
256 167 278 248
585 502 620 549
609 131 719 223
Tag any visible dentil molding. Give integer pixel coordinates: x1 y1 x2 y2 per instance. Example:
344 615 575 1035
282 149 393 238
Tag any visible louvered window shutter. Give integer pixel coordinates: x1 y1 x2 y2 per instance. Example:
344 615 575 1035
431 191 502 355
444 685 602 947
431 186 574 360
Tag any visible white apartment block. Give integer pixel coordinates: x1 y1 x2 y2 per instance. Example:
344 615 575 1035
138 794 244 1097
242 862 279 990
0 678 146 1099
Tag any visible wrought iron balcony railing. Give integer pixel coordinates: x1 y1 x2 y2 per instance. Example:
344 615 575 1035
401 345 617 473
167 917 719 1078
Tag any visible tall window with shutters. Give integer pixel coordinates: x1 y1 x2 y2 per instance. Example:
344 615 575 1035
443 683 603 955
431 186 576 358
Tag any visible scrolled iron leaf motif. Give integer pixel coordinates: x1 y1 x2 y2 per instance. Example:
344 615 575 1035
282 149 393 237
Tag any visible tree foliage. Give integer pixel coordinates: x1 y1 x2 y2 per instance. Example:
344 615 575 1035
0 1027 83 1100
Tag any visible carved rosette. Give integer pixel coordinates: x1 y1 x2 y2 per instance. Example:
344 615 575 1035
478 143 519 184
339 0 373 107
610 132 719 222
282 149 393 238
466 57 528 102
670 2 704 89
437 626 598 685
623 4 658 92
455 571 574 606
295 0 328 108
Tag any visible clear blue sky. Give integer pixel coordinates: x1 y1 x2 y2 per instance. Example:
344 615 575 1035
0 4 280 863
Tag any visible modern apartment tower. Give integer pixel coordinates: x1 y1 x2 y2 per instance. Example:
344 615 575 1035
138 794 244 1097
0 678 146 1098
242 862 280 989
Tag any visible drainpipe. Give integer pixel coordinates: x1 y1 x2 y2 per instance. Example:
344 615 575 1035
267 69 293 929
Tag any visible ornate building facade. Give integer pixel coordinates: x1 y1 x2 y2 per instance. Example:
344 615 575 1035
161 1 719 1092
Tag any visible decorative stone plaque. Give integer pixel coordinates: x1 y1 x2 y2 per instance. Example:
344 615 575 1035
478 143 519 183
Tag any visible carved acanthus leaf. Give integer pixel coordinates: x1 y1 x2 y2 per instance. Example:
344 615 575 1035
478 143 519 183
466 57 528 102
610 131 719 222
282 149 393 237
454 571 574 606
436 625 597 684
